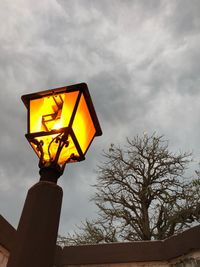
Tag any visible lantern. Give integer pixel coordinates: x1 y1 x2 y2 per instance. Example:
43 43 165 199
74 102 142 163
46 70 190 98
21 83 102 172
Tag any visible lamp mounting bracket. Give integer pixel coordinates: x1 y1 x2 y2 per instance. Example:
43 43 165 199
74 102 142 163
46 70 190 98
39 162 65 183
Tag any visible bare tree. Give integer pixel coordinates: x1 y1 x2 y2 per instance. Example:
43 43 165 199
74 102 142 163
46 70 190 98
61 134 200 245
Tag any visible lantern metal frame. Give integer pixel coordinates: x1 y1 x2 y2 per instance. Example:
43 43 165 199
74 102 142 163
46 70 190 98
21 83 102 178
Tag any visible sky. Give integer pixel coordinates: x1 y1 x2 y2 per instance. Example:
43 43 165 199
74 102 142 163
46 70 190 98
0 0 200 237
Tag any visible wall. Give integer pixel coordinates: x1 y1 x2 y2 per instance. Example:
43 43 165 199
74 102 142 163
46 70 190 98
0 245 9 267
56 250 200 267
55 225 200 267
0 215 15 267
1 214 200 267
170 250 200 267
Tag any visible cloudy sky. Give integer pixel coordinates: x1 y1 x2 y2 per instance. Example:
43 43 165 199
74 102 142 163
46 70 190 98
0 0 200 237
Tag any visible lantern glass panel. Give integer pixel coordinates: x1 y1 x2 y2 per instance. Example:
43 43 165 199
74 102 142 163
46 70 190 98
29 91 79 134
72 94 96 154
30 134 79 164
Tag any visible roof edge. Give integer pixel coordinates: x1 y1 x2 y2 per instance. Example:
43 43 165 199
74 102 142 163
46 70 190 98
56 225 200 265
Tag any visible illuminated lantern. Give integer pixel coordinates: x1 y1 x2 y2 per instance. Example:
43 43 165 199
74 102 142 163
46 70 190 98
22 83 102 172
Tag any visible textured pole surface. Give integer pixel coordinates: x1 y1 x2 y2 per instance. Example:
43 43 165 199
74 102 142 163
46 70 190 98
7 181 63 267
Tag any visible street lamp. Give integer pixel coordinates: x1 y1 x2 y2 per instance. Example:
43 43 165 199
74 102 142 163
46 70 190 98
7 83 102 267
21 82 102 182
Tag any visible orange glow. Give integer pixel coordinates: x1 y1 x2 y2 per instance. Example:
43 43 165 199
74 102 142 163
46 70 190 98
23 83 102 166
72 94 96 153
31 134 79 165
30 92 79 133
29 91 80 164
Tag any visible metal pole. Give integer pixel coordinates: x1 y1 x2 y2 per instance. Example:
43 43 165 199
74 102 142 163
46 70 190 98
7 179 63 267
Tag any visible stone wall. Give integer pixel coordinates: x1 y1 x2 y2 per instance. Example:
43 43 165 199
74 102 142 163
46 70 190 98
169 250 200 267
0 215 15 267
0 245 9 267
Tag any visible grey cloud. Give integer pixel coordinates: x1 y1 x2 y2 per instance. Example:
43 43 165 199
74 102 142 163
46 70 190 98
0 0 200 236
166 0 200 38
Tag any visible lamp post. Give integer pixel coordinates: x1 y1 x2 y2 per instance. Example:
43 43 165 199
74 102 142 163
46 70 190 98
7 83 102 267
